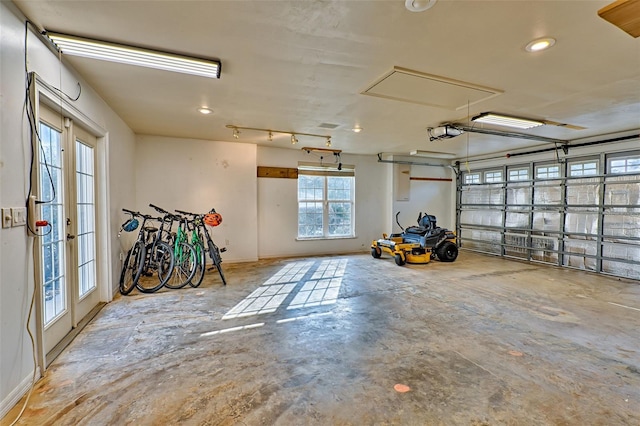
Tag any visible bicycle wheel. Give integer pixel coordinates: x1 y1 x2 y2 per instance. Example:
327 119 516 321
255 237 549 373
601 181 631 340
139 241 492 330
136 241 173 293
119 241 145 295
188 241 206 288
207 239 227 286
165 242 197 289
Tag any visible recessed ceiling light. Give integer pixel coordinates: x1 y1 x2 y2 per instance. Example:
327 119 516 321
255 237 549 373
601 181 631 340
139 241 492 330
525 37 556 52
405 0 437 12
198 107 213 115
352 127 363 133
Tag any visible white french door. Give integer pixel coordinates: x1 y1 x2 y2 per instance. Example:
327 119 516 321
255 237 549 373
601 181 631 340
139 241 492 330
38 105 101 355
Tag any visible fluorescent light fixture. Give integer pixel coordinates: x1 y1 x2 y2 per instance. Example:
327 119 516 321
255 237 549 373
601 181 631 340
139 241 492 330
472 113 544 129
46 32 221 78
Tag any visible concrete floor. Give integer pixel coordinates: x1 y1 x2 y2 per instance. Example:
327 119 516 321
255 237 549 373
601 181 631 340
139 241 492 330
3 251 640 425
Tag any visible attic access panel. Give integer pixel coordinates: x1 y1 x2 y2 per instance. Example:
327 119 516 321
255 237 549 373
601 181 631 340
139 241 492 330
362 66 503 110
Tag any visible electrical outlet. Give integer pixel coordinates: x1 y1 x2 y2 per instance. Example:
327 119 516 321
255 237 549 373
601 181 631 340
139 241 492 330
12 207 27 226
119 252 125 261
2 208 12 228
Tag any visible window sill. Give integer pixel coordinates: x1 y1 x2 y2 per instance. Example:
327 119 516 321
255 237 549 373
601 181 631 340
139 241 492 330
296 235 358 242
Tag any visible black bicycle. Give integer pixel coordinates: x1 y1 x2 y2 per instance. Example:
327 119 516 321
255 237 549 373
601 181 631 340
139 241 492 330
119 208 175 294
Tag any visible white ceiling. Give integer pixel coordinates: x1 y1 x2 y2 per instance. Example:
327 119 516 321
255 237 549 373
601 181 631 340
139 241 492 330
14 0 640 159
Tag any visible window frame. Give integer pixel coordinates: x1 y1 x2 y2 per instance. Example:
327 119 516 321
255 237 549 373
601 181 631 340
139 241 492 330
463 172 481 184
508 167 529 181
568 159 599 177
484 170 503 183
607 152 640 175
297 166 355 240
535 163 561 180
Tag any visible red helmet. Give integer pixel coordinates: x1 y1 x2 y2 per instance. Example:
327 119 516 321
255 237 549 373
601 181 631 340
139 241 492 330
204 212 222 227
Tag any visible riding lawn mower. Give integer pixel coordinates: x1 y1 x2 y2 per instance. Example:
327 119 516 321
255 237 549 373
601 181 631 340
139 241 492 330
371 212 458 266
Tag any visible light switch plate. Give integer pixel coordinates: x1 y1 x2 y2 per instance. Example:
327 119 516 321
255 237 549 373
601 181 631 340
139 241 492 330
12 207 27 226
2 208 12 228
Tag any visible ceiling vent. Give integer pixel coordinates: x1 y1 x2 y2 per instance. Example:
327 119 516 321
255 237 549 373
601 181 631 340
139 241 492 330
318 123 340 129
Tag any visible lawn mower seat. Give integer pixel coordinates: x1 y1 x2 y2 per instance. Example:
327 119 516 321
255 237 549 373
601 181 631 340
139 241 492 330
405 213 438 236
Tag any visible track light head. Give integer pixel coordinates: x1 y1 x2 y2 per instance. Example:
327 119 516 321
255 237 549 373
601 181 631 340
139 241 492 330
326 137 331 147
232 128 240 139
291 134 298 144
268 131 273 141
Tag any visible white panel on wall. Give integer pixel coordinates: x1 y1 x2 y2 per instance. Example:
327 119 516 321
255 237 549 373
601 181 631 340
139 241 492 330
394 164 410 201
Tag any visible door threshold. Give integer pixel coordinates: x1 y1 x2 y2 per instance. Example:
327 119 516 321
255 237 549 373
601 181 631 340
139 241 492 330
46 302 107 368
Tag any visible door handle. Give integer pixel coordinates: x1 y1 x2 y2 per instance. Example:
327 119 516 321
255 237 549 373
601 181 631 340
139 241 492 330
66 233 76 241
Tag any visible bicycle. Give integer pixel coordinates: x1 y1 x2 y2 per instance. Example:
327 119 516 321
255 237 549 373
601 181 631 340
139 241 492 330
118 209 146 295
175 212 205 288
149 204 197 289
118 209 174 294
175 208 227 286
136 210 175 293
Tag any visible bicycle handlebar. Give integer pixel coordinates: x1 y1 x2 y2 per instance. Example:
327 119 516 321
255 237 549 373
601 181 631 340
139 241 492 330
149 203 168 214
175 209 199 217
122 208 140 215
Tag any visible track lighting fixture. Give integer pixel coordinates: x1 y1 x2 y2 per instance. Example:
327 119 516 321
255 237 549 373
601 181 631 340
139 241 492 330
226 125 332 148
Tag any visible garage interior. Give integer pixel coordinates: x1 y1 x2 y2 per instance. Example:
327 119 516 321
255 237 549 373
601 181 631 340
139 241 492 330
1 0 639 424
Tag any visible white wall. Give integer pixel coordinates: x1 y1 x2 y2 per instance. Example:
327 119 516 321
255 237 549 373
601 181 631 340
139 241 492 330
391 158 455 233
257 146 390 258
134 135 258 263
0 2 136 417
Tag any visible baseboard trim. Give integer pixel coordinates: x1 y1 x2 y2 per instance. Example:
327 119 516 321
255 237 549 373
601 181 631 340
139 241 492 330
0 367 41 421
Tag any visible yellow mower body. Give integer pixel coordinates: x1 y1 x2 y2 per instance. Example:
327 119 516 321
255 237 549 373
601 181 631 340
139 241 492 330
371 234 434 265
371 212 459 266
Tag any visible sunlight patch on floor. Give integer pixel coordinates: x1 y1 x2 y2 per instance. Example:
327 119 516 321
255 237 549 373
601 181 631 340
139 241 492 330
222 261 314 319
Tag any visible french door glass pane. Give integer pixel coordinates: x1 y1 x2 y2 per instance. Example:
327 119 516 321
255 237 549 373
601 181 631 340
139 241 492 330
39 122 66 325
76 141 96 297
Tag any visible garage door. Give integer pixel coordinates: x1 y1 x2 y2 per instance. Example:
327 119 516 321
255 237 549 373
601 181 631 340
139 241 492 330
457 150 640 280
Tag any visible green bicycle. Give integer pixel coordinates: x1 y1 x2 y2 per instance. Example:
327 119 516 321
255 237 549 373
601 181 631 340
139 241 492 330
150 204 197 289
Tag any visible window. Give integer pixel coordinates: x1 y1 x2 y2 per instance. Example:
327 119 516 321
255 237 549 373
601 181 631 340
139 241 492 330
536 165 560 179
298 166 354 238
484 170 503 183
608 156 640 174
464 173 480 184
509 168 529 181
569 161 598 176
